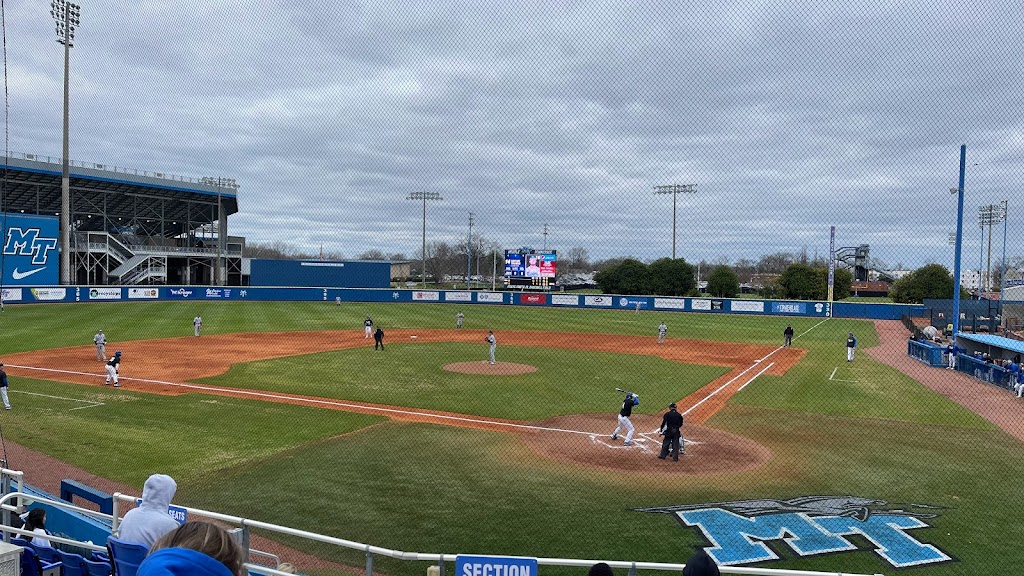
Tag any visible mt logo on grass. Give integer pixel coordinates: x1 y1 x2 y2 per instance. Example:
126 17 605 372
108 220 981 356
637 495 952 569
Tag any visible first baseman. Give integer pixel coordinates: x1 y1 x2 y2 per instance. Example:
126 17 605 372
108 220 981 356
1 363 10 409
846 332 857 362
94 329 107 361
611 391 639 445
193 315 203 337
364 316 374 338
105 351 122 387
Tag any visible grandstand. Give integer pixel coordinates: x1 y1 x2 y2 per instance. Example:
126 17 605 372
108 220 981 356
2 152 242 285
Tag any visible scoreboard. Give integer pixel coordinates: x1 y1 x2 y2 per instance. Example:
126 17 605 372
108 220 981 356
504 250 557 288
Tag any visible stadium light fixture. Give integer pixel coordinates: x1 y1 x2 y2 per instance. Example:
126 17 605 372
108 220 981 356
978 204 1004 295
407 191 443 288
654 183 697 259
51 0 82 285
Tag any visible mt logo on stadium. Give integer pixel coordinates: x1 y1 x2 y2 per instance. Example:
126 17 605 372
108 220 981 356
637 495 952 569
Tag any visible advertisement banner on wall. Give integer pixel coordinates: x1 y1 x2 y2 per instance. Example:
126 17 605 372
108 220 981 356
128 288 160 299
166 288 197 299
444 291 473 302
1 288 23 302
772 302 806 314
584 295 613 307
617 297 649 309
1 212 60 286
30 288 67 301
476 292 505 303
518 293 546 305
551 294 579 306
712 300 724 310
88 288 123 300
692 299 711 311
412 291 441 301
654 297 686 310
730 300 765 313
203 288 236 299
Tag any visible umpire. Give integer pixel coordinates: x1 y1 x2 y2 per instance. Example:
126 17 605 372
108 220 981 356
658 403 684 461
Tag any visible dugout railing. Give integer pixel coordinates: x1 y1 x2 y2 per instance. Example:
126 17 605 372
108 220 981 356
0 479 885 576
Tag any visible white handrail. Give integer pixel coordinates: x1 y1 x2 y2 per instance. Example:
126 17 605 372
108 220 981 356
0 489 883 576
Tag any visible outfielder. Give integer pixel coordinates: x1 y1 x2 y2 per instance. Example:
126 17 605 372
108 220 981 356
485 331 497 364
611 391 640 445
105 351 122 387
364 316 374 339
94 329 107 361
193 315 202 337
657 321 667 344
456 311 464 329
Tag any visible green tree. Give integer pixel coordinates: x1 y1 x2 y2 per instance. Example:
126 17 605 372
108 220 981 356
779 264 819 299
706 265 740 297
648 258 696 296
594 258 650 294
890 264 955 303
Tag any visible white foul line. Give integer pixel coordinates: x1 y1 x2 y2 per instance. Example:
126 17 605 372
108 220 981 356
5 364 605 437
830 367 838 381
11 390 105 411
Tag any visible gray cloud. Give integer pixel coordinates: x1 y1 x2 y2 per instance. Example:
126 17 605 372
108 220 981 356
8 0 1024 269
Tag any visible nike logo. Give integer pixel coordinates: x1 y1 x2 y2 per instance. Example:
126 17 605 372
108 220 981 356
12 267 46 280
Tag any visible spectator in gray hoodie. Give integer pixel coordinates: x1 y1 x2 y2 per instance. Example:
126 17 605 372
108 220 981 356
117 473 179 547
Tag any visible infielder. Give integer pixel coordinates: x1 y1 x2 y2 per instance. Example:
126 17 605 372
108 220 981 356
485 331 496 364
193 315 203 337
1 363 10 409
105 351 122 387
846 332 857 362
94 329 107 361
611 391 640 445
657 321 667 344
658 402 684 460
364 316 374 339
456 311 464 329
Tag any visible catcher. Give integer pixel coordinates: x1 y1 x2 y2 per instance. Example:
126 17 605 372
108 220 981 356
658 402 684 460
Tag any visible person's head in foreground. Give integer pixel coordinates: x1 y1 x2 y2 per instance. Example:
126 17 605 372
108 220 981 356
138 521 244 576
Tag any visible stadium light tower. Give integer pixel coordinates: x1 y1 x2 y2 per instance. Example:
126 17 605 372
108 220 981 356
51 0 82 285
979 204 1004 296
407 192 442 288
654 184 696 259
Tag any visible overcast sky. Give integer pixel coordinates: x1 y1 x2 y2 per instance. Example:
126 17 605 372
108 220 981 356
6 1 1024 269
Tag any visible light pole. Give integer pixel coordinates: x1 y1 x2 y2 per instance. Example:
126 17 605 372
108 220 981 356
654 184 696 259
1000 200 1009 321
407 192 442 288
979 204 1003 296
467 212 474 290
51 0 81 285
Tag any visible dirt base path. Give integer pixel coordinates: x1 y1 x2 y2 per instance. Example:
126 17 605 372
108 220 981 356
866 320 1024 442
3 330 804 475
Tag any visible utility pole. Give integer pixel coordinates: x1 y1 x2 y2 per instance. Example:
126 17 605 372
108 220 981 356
653 184 697 259
543 223 548 250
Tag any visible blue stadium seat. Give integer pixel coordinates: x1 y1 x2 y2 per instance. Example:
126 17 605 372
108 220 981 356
83 556 114 576
106 536 150 576
91 550 110 563
57 549 89 576
30 544 62 566
18 546 62 576
10 537 32 548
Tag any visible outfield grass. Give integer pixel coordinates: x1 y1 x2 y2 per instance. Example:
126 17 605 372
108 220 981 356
2 300 1021 575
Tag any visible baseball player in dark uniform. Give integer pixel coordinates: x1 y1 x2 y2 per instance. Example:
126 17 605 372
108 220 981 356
364 316 374 339
658 402 684 460
374 327 385 350
611 391 640 445
105 351 122 387
784 325 794 347
846 332 857 362
1 363 10 409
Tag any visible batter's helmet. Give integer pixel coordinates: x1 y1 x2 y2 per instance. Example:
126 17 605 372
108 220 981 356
115 350 122 356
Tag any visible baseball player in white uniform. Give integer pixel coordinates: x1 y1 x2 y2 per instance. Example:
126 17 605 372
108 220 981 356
486 331 497 364
364 316 374 338
105 351 122 387
193 315 203 337
657 321 667 344
611 391 640 445
456 311 464 329
94 329 107 361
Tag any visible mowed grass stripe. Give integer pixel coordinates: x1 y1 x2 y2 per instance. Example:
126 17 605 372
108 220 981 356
193 343 730 421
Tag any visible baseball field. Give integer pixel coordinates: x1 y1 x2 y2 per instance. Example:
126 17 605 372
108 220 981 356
2 300 1023 575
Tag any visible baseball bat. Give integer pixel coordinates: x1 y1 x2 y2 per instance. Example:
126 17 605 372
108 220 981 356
615 387 628 393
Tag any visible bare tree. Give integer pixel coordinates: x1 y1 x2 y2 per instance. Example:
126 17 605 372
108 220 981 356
566 246 591 271
357 249 389 260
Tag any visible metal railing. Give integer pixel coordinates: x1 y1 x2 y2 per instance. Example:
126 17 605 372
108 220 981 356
0 467 882 576
4 150 239 193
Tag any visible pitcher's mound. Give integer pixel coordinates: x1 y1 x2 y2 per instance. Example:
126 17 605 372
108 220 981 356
444 362 537 375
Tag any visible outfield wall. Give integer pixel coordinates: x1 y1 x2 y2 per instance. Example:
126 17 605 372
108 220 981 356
0 285 924 320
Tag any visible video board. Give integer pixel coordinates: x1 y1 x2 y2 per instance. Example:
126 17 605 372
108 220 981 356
504 250 557 286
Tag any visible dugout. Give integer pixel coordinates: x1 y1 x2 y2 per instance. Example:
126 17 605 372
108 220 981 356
951 333 1024 390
